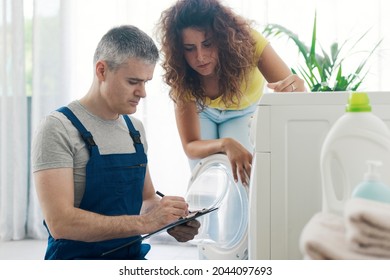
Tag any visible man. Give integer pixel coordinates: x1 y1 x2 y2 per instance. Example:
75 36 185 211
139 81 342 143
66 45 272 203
32 25 200 260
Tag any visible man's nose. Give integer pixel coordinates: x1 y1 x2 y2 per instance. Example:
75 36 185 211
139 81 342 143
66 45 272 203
135 83 146 98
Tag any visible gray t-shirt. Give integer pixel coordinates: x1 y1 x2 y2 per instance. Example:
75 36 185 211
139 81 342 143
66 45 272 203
31 100 148 207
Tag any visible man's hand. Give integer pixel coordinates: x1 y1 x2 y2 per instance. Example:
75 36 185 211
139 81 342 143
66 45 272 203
167 219 201 242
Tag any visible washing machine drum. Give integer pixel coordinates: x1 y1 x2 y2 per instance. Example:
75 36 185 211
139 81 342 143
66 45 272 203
185 154 248 260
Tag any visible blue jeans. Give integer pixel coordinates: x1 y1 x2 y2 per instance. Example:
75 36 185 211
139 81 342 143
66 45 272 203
189 104 257 170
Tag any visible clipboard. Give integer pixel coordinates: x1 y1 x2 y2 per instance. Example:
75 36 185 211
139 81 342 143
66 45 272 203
101 206 218 257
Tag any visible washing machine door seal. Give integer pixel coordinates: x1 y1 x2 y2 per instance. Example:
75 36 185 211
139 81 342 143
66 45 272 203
185 154 248 260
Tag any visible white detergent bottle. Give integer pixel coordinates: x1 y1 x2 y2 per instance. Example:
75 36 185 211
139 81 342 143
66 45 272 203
320 92 390 215
352 160 390 203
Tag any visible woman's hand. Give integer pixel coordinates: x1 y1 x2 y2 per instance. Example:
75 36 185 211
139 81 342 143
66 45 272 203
267 74 306 92
258 45 307 93
222 138 252 186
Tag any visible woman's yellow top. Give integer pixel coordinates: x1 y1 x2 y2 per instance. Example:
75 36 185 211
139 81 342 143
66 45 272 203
205 29 268 110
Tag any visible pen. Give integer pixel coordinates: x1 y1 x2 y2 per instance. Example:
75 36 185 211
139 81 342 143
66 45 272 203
156 191 165 198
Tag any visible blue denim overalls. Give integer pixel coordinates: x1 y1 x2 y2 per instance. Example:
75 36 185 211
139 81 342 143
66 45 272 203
43 106 150 259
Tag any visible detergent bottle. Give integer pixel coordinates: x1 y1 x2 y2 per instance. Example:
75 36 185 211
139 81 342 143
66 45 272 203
352 160 390 203
320 92 390 215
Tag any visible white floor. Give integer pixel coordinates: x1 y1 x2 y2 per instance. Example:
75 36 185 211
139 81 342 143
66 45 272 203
0 233 199 260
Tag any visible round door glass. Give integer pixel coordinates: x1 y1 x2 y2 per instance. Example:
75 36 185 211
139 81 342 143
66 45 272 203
185 162 248 249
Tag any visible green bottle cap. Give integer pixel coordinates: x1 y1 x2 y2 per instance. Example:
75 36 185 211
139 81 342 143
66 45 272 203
346 92 371 112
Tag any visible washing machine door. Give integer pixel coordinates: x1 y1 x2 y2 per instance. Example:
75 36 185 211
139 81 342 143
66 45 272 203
185 154 248 260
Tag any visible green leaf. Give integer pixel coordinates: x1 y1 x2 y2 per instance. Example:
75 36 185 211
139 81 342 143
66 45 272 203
262 11 382 92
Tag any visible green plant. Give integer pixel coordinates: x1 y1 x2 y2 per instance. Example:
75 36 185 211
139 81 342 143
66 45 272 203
263 12 382 91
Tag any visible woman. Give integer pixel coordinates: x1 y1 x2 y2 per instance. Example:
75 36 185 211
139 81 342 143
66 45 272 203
157 0 306 186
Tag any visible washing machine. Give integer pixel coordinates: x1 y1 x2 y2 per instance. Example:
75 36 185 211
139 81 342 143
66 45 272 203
185 154 249 260
248 91 390 260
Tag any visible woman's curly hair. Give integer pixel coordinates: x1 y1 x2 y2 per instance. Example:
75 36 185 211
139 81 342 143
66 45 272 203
156 0 256 109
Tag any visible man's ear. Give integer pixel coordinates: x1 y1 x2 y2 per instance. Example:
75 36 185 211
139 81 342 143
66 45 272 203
95 60 107 81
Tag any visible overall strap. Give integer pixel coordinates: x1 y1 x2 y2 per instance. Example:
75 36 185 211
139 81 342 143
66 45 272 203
122 115 145 155
57 107 97 151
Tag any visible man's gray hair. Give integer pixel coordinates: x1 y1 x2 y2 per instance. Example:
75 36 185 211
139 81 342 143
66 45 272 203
93 25 159 70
